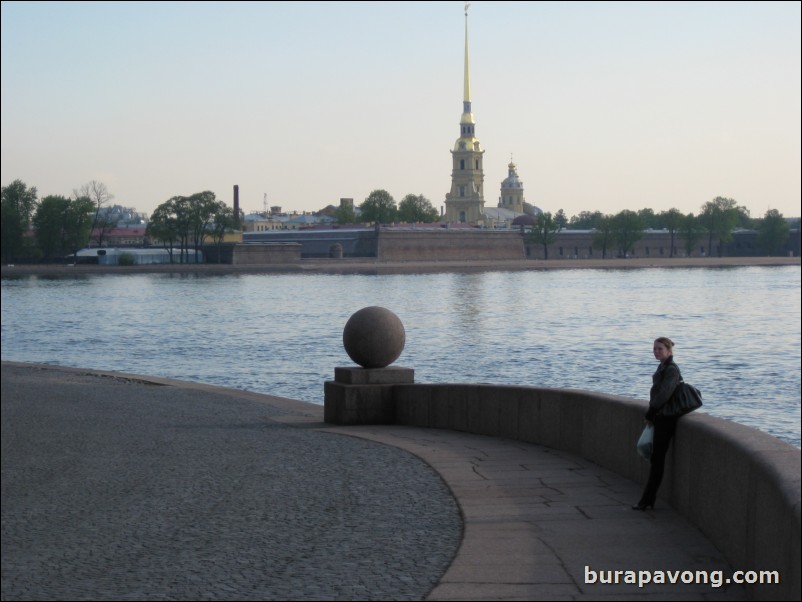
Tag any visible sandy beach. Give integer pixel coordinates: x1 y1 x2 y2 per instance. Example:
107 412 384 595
2 255 799 277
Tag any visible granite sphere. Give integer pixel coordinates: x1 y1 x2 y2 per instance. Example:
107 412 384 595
343 306 405 368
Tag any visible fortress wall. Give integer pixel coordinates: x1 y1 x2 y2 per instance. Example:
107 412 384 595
231 243 302 265
391 383 801 601
377 230 525 261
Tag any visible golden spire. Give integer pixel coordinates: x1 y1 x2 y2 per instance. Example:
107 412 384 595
453 3 480 152
460 3 474 126
463 3 471 106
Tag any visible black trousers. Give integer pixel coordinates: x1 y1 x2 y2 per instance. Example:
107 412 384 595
639 415 679 506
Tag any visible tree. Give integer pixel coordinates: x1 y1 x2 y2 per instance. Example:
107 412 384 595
527 212 560 259
735 205 753 229
612 210 644 257
680 213 704 257
170 196 194 263
1 179 38 263
64 196 95 262
554 209 568 229
397 194 439 223
757 209 790 256
637 208 659 229
699 197 739 257
359 189 397 224
32 195 94 262
569 211 603 230
187 191 219 261
147 200 181 263
592 215 615 259
76 180 115 247
334 203 357 225
208 202 235 263
147 191 223 264
658 208 685 258
33 195 70 261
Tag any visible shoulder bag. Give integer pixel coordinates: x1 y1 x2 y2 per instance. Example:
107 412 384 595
661 381 703 417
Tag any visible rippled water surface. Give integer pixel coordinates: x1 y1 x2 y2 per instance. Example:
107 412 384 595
2 266 800 447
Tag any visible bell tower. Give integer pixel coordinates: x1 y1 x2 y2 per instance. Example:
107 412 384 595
444 3 485 224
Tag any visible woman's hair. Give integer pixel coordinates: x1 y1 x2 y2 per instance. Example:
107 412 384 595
654 337 675 350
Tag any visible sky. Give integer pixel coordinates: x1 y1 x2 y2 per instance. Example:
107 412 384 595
2 1 800 220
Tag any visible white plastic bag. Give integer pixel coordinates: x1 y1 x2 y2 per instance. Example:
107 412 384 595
637 424 654 460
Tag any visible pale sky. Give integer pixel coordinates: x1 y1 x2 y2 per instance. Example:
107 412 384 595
2 1 800 219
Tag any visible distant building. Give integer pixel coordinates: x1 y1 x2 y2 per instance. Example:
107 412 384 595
442 10 538 229
498 160 525 214
444 7 485 224
75 247 203 265
90 227 148 247
242 213 283 232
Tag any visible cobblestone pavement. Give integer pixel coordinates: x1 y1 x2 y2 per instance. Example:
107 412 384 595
1 364 461 601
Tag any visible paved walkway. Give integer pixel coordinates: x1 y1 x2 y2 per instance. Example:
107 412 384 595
1 363 747 600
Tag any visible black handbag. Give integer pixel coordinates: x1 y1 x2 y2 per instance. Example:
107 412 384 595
662 381 703 417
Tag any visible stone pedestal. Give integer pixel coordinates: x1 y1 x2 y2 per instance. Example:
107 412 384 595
324 366 414 425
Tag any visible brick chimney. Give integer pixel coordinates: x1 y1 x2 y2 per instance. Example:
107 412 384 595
233 185 240 227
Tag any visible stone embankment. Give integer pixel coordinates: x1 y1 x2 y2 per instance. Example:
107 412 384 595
327 379 801 601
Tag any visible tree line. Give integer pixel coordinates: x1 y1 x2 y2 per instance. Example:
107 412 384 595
1 179 233 264
1 179 119 263
1 178 796 264
528 198 794 259
334 190 440 224
146 192 234 263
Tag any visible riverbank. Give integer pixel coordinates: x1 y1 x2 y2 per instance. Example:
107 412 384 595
2 255 799 277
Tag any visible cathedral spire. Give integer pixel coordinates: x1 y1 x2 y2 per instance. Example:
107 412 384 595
461 3 474 130
444 3 485 224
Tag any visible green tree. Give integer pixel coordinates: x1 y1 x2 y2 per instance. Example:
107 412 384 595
187 191 219 261
32 195 94 262
335 202 357 225
569 211 603 230
735 205 753 229
699 197 740 257
757 209 790 256
680 213 704 257
554 209 568 229
359 189 397 224
147 192 222 263
64 196 95 262
397 194 439 223
658 208 685 258
208 201 235 263
592 215 615 259
176 196 196 263
33 195 71 260
527 212 560 259
612 210 644 257
637 208 658 229
1 179 38 263
147 200 181 262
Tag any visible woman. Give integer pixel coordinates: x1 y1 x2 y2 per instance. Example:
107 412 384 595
633 337 682 511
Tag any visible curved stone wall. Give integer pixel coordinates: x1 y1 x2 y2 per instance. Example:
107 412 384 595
392 383 801 601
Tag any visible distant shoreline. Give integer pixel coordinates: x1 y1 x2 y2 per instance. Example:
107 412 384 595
2 255 799 277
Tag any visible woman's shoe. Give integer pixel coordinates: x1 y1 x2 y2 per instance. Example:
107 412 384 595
631 502 654 511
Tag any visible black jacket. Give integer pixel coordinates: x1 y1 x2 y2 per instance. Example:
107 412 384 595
646 356 682 421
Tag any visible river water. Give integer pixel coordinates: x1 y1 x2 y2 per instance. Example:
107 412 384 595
2 266 800 447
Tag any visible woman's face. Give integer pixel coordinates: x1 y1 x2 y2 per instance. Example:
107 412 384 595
653 341 672 362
